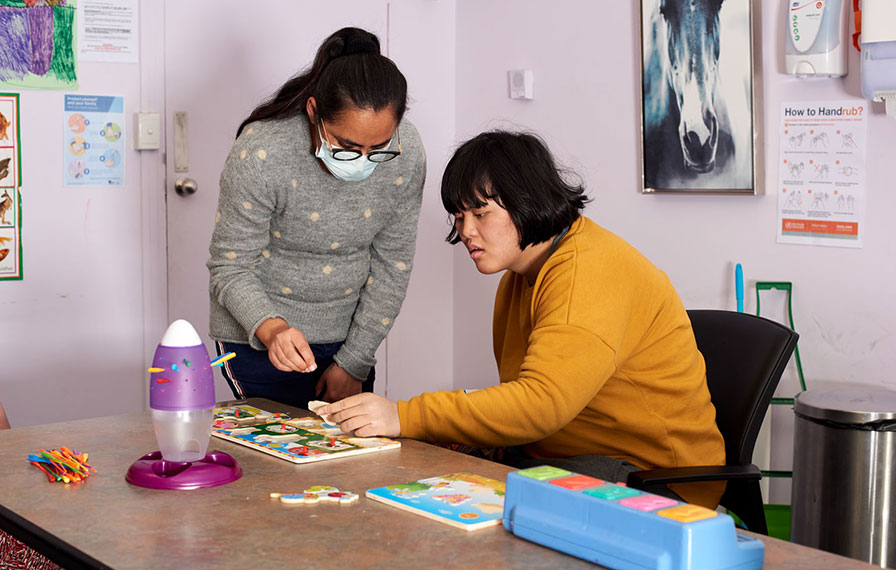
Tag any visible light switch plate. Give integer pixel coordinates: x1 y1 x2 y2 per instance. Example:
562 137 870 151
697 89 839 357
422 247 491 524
135 112 161 150
508 70 534 100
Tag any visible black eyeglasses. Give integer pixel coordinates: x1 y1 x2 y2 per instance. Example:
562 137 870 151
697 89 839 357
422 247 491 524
321 123 402 163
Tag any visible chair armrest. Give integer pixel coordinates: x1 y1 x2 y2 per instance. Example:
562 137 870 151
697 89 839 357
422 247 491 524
627 464 761 488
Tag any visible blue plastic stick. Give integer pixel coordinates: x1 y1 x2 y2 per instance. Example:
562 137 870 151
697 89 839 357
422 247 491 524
735 263 744 313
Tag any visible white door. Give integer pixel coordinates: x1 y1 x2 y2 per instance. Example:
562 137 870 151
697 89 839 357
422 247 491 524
164 2 389 401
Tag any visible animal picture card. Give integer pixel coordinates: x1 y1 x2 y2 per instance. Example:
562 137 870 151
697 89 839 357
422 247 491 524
211 407 400 464
0 93 22 281
366 473 506 531
0 226 19 278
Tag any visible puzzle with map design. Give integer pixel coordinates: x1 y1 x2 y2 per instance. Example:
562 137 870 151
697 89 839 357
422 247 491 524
365 472 506 531
210 405 400 464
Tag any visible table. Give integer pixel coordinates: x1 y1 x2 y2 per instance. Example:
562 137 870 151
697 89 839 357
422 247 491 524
0 399 881 569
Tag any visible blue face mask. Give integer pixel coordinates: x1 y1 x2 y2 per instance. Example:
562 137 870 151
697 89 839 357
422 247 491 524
315 123 379 182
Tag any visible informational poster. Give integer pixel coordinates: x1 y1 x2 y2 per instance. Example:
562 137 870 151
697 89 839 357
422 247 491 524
0 0 78 90
64 94 125 187
0 92 22 280
77 0 139 63
777 100 867 248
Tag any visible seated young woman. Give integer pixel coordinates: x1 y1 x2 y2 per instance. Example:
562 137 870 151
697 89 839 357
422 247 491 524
319 130 725 508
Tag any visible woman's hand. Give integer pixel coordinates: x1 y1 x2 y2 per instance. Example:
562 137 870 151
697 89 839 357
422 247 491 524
255 318 317 373
318 393 400 438
315 363 363 402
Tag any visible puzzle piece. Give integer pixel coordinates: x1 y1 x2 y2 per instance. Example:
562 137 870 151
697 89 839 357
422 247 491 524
280 493 321 504
306 439 353 450
227 427 261 436
255 434 306 443
305 485 340 494
287 418 321 429
321 491 359 504
307 400 332 423
274 486 358 505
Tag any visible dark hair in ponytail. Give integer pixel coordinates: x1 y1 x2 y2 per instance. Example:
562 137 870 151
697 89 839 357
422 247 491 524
236 27 408 138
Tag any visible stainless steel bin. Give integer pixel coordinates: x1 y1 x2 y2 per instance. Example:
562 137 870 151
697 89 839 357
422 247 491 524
791 388 896 568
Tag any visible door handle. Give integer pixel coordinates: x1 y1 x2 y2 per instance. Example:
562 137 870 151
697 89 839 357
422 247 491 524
173 111 189 172
175 177 198 196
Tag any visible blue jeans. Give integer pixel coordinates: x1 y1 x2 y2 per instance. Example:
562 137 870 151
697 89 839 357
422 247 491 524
215 341 374 410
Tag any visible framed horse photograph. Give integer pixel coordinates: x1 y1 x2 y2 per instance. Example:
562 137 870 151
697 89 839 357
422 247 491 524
639 0 757 194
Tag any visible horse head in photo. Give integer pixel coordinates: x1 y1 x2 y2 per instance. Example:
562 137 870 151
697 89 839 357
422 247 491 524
644 0 735 187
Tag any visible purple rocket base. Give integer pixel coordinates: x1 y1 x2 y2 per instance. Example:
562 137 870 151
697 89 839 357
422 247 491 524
126 450 241 490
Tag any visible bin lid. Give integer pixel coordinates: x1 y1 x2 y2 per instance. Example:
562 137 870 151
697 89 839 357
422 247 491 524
795 388 896 424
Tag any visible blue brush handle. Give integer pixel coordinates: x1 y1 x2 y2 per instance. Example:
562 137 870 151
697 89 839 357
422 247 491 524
735 263 744 313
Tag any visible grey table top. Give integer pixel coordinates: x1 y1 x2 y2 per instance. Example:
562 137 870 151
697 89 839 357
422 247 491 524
0 398 879 569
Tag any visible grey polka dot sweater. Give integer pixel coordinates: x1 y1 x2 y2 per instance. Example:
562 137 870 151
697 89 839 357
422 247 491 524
207 114 426 380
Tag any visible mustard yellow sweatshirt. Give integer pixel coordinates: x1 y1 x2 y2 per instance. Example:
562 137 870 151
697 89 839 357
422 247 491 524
398 216 725 507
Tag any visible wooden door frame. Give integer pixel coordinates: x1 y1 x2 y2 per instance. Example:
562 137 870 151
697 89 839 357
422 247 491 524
137 1 169 412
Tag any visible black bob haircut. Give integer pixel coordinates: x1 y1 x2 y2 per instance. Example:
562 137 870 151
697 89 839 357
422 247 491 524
441 130 589 249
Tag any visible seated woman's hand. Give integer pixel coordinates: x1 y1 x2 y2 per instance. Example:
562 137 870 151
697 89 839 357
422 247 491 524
319 393 400 438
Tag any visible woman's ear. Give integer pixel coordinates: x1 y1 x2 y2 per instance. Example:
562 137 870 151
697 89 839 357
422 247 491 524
306 97 317 123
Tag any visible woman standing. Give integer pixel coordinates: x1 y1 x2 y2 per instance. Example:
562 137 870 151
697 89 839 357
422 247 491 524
208 27 426 409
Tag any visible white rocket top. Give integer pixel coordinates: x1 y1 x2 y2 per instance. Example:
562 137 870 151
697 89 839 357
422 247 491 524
159 319 203 347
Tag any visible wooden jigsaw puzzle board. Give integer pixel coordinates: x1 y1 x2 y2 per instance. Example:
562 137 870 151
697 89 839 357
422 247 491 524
366 472 506 531
211 405 400 464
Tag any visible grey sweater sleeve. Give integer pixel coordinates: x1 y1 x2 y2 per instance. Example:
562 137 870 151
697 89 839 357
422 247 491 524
334 146 427 380
207 140 283 350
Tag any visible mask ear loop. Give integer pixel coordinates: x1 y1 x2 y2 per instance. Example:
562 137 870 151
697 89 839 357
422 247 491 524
316 121 331 155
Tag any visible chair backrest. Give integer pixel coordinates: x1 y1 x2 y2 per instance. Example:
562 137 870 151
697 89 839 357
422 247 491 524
687 310 799 467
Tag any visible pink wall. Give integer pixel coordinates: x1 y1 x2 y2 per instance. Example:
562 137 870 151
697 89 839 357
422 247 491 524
0 50 148 427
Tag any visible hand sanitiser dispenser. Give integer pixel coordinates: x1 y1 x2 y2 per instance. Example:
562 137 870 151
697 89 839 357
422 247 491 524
858 0 896 118
785 0 849 77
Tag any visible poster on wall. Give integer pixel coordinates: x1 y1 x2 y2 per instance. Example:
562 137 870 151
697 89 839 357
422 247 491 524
63 94 124 186
77 0 138 63
639 0 756 194
776 100 867 248
0 0 78 90
0 92 22 280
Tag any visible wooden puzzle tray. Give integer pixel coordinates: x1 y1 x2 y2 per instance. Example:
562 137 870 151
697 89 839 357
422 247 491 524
211 405 400 464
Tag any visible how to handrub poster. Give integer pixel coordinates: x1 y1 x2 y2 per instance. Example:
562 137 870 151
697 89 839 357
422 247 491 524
776 100 867 248
63 94 124 186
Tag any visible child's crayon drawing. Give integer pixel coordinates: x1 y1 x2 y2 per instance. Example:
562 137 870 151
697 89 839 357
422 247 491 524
366 473 506 531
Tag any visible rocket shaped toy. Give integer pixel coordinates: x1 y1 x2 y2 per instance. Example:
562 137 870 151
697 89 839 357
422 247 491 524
126 319 241 490
149 319 216 461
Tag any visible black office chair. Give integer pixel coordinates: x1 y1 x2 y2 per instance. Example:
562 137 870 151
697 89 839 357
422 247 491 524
627 309 799 535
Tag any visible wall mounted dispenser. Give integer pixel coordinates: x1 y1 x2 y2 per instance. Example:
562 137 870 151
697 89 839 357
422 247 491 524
785 0 849 77
857 0 896 118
